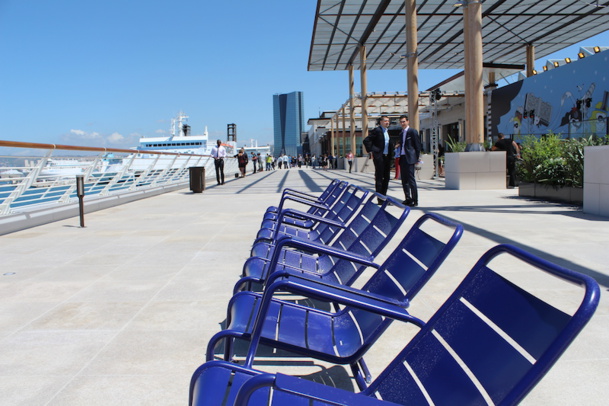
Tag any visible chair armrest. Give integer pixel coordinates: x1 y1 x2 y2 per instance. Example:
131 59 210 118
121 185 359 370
234 372 396 405
265 276 416 316
275 194 329 214
269 236 377 270
243 275 425 367
269 209 346 240
205 329 251 361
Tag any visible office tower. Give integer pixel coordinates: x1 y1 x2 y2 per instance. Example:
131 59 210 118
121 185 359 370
273 91 304 156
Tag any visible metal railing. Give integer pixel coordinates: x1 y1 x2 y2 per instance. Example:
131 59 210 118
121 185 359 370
0 140 239 216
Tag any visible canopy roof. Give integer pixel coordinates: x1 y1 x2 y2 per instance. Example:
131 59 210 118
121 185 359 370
308 0 609 71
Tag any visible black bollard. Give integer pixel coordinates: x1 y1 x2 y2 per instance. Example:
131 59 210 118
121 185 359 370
76 174 85 228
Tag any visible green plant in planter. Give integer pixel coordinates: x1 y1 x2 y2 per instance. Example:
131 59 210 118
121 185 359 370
535 157 572 186
517 133 563 184
517 133 607 187
445 138 467 152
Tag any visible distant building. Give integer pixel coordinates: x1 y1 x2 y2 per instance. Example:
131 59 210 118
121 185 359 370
273 91 304 156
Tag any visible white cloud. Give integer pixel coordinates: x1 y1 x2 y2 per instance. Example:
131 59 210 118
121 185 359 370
70 129 86 136
107 132 125 144
69 129 102 140
62 129 138 149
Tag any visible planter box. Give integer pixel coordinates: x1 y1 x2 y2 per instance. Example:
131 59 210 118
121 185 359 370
583 145 609 217
519 183 583 205
445 151 506 190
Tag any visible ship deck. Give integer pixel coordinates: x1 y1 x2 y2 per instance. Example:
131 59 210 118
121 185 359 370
1 168 608 405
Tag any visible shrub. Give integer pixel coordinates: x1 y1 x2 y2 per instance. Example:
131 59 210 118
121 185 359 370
517 133 607 187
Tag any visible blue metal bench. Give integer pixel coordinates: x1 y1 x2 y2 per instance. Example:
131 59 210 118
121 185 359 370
207 213 463 390
190 244 600 406
235 194 408 293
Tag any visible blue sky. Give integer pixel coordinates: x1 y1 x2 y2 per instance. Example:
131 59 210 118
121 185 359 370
1 0 608 151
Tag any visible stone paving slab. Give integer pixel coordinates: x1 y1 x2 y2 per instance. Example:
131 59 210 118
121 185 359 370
0 167 607 405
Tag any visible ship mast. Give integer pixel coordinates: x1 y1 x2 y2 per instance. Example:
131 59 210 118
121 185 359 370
169 112 189 140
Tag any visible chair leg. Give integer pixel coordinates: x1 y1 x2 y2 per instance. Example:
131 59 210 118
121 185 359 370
224 336 234 362
350 358 372 391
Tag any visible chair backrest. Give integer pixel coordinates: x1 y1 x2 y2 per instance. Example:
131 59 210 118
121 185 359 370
366 244 600 405
303 179 346 217
315 178 341 202
318 195 410 285
312 184 369 245
332 213 463 359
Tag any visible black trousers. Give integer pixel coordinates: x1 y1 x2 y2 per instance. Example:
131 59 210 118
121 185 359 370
214 158 224 184
507 156 518 187
373 154 392 196
400 156 418 204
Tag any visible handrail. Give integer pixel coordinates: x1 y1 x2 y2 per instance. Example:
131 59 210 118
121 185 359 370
0 139 239 217
0 140 207 157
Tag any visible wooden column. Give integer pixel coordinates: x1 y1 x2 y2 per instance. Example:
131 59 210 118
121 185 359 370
405 0 419 129
526 44 535 77
341 105 346 157
349 65 356 155
360 46 369 150
330 113 335 157
463 0 484 148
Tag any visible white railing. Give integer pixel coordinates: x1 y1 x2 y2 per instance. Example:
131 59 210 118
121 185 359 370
0 140 239 216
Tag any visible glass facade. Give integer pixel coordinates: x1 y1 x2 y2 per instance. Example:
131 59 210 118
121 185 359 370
273 91 304 157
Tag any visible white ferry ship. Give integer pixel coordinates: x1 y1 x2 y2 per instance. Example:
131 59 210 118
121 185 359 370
135 112 235 156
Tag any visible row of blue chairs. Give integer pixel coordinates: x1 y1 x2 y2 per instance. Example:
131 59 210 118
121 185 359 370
190 179 600 405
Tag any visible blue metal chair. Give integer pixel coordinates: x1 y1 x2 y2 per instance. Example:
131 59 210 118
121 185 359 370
207 214 463 390
190 244 601 406
253 183 367 249
235 194 408 293
261 178 344 228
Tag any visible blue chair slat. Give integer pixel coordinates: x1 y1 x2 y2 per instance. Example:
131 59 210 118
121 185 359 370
276 303 309 348
462 268 572 360
304 310 335 351
377 332 488 405
432 299 534 404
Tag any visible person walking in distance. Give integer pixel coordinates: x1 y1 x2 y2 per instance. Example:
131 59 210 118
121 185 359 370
363 115 394 204
236 148 248 177
251 152 258 174
211 139 226 185
346 151 354 173
398 115 421 207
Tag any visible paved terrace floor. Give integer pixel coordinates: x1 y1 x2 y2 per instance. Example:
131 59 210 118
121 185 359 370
0 167 608 405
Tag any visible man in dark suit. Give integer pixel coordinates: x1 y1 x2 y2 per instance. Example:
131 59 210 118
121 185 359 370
398 115 421 206
363 115 394 204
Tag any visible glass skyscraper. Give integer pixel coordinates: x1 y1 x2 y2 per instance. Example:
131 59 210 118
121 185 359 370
273 91 304 157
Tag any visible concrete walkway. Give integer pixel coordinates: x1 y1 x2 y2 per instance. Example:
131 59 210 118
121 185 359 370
0 168 607 405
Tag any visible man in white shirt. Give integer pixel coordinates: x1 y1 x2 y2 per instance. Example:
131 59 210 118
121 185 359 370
363 115 394 204
211 139 226 185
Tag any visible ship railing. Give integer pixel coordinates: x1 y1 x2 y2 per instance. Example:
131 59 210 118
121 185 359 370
0 140 239 217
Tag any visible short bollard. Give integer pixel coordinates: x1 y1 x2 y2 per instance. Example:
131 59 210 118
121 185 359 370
76 174 85 228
